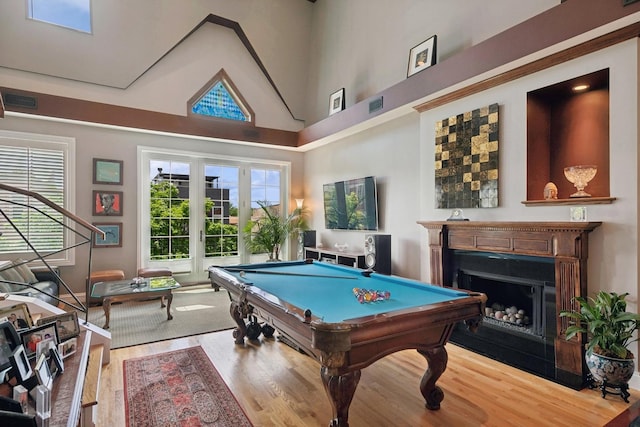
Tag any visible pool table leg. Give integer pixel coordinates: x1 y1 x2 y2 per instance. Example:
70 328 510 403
321 367 361 427
229 301 248 345
417 346 448 410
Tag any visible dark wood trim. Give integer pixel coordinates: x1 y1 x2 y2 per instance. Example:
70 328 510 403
417 221 601 387
414 23 640 113
298 0 640 146
0 87 298 147
522 197 616 206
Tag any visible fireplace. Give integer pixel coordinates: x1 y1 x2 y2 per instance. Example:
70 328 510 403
417 221 601 389
450 251 557 381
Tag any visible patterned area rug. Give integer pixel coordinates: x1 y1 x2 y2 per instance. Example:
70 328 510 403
88 285 236 349
124 346 253 427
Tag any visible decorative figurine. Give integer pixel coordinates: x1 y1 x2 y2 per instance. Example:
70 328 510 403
543 182 558 200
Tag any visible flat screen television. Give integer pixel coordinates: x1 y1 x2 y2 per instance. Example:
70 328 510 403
323 176 378 230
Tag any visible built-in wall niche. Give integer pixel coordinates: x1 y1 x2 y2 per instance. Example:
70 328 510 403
524 68 615 206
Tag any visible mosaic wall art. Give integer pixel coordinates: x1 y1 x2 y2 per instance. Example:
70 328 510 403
434 103 499 209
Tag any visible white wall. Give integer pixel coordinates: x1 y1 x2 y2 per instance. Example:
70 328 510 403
305 0 559 125
304 38 640 388
304 113 423 279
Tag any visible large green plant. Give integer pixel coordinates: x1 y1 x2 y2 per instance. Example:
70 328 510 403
243 201 304 261
560 291 640 359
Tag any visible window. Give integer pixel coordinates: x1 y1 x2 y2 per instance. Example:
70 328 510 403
188 69 254 124
27 0 92 33
0 131 76 265
139 147 289 282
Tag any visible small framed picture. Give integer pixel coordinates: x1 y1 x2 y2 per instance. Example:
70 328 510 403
36 338 56 362
570 206 588 222
38 311 81 342
93 190 123 216
92 222 123 248
329 88 345 115
20 322 58 360
58 337 77 359
407 35 437 77
9 345 32 384
49 347 64 375
34 353 53 389
93 158 123 185
0 303 33 331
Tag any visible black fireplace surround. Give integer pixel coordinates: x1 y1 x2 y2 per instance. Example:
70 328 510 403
450 250 559 384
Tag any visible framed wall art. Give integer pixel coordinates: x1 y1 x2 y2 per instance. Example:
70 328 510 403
329 88 345 115
93 190 122 216
92 222 123 248
434 103 499 209
407 35 437 77
93 158 123 185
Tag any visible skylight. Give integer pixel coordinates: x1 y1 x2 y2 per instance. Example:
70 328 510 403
27 0 92 33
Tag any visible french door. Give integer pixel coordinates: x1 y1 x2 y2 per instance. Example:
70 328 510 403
138 148 290 283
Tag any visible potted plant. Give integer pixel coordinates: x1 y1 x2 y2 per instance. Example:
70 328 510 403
560 291 640 399
243 201 305 261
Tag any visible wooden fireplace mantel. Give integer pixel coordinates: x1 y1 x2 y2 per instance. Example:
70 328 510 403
417 220 602 388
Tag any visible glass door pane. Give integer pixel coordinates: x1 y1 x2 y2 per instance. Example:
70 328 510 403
149 160 191 261
203 164 240 265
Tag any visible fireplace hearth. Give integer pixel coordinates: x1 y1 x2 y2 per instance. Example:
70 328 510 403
417 221 601 389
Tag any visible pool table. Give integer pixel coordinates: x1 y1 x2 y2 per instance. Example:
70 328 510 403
208 260 486 427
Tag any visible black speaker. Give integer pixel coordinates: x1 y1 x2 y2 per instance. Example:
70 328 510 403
364 234 391 275
302 230 316 248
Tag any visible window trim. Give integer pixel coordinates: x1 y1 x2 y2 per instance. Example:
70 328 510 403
0 130 77 266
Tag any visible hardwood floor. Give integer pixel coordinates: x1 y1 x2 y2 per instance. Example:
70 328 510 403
97 330 634 426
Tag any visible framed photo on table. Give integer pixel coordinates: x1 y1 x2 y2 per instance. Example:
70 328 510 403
9 345 32 384
93 158 123 185
329 88 345 115
38 311 80 342
93 190 123 216
407 35 437 77
58 337 77 359
0 303 33 331
92 222 123 248
20 322 58 360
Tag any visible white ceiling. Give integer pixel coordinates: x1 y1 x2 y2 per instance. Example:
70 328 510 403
0 1 313 91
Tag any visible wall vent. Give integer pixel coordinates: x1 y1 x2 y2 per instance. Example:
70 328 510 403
3 93 38 109
369 96 383 114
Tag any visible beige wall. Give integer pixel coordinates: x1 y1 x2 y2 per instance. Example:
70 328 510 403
303 38 639 388
0 115 304 294
304 0 559 124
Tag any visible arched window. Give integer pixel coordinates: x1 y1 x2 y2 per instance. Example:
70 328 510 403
188 69 254 124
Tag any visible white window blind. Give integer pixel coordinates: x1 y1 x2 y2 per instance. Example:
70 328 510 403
0 142 66 255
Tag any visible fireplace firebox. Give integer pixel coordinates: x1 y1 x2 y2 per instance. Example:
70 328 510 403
451 251 557 381
417 221 601 389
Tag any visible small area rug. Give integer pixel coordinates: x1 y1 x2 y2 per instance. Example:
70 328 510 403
124 346 253 427
88 285 236 348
